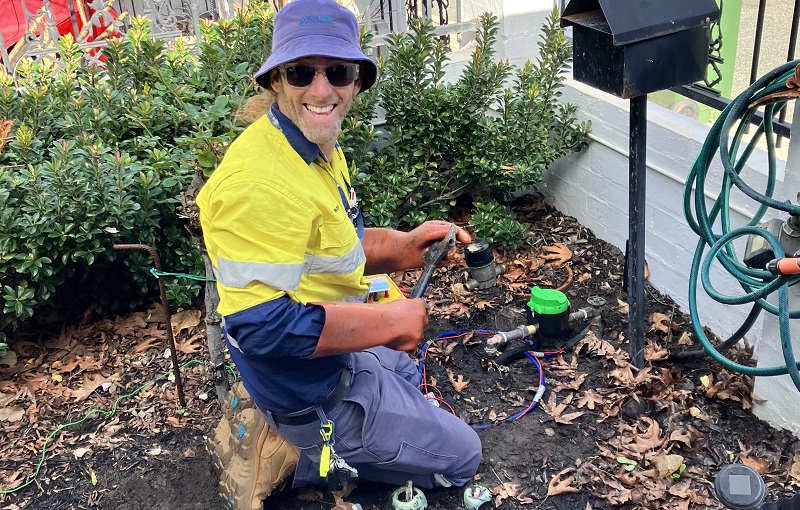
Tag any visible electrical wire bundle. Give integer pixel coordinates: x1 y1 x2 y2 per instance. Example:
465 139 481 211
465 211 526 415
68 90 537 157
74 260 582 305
417 330 562 429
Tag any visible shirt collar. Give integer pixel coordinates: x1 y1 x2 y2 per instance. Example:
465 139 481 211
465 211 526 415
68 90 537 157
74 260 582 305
269 103 322 165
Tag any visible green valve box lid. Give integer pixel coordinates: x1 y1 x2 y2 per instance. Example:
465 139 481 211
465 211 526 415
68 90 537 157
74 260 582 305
527 287 570 315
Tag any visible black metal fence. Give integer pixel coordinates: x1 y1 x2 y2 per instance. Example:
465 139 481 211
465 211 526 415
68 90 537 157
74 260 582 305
674 0 798 141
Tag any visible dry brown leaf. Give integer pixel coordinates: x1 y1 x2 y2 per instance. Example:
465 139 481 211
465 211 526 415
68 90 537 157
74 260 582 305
447 369 470 393
617 299 629 315
491 482 518 506
115 313 148 336
175 334 205 355
547 467 579 495
0 406 24 422
645 454 684 478
170 309 202 336
331 482 357 509
677 331 693 345
668 429 693 449
740 455 772 474
67 373 109 402
645 340 669 361
649 313 673 334
576 390 604 410
633 417 665 453
132 336 164 354
540 243 572 267
789 454 800 482
555 411 584 425
475 300 493 310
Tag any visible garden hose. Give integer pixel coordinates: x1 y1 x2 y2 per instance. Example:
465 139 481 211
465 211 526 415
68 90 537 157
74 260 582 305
685 58 800 391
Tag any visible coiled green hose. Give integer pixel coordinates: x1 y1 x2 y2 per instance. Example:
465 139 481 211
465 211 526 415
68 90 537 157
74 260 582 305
684 58 800 391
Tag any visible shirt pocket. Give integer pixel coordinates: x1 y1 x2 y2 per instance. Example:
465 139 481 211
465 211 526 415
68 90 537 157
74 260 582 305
319 214 357 251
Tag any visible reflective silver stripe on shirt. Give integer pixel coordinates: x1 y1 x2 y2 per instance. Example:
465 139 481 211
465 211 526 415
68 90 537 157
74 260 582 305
304 243 366 276
216 244 366 290
216 257 304 290
341 292 369 303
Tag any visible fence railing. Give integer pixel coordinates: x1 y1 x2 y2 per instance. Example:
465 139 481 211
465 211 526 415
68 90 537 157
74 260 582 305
0 0 473 75
673 0 798 141
0 0 237 74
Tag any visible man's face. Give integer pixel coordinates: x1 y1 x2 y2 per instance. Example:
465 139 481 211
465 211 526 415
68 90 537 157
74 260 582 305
272 56 361 150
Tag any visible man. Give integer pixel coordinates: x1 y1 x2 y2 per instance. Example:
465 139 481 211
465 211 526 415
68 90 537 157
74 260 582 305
198 0 482 507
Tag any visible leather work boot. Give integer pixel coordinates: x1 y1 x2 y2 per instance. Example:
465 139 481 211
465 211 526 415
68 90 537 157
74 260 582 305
208 382 300 510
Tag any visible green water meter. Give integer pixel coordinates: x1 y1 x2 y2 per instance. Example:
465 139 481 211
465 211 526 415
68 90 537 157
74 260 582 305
526 287 570 337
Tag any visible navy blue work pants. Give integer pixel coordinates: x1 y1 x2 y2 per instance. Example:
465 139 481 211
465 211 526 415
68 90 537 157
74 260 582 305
267 346 482 489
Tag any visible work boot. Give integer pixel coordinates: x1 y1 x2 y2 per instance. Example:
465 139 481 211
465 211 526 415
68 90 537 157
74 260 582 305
208 382 300 510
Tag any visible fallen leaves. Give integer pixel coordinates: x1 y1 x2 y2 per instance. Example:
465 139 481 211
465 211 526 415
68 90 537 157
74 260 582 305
740 454 772 474
447 370 470 393
548 467 579 495
541 392 584 424
67 373 110 402
491 481 519 506
641 454 684 478
0 406 24 422
539 243 573 267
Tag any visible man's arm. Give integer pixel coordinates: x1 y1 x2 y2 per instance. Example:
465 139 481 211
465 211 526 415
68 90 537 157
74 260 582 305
362 221 472 274
308 299 428 358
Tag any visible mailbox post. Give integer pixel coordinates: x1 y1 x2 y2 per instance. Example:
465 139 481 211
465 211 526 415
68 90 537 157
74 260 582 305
561 0 720 368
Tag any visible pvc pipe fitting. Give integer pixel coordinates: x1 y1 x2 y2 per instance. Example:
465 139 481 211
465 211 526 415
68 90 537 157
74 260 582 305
463 485 493 510
391 481 427 510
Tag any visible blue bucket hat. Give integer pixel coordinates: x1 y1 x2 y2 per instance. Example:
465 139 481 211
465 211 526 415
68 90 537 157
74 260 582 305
254 0 378 93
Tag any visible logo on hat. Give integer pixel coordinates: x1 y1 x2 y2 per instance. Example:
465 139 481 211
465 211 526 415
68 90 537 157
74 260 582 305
299 15 334 26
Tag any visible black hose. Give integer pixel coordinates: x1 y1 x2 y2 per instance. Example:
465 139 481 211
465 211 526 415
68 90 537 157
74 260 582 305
671 303 762 360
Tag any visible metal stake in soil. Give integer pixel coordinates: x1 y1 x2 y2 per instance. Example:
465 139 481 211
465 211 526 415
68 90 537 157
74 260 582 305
113 243 187 407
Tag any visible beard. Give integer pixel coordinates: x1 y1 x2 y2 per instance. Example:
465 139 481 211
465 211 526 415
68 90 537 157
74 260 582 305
277 94 352 148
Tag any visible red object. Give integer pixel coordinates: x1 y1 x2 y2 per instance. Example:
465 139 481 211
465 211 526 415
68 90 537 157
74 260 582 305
766 258 800 275
1 0 119 51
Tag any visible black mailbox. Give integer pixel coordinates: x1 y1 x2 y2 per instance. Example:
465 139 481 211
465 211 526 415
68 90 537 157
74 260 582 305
561 0 720 98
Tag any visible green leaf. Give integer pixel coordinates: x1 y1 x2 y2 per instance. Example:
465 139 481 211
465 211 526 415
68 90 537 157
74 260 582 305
198 151 217 169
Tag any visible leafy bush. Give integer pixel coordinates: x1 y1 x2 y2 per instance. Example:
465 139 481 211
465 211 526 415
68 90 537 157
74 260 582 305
342 8 590 244
0 4 588 341
0 8 274 338
470 200 529 246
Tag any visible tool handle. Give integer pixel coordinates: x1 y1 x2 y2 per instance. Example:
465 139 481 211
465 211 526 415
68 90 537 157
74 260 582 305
766 258 800 275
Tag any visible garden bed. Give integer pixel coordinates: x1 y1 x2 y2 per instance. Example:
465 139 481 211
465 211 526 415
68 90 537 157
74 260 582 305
2 196 799 510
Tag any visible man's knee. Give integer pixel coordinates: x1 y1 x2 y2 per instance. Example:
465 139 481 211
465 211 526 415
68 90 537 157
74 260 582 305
444 423 482 486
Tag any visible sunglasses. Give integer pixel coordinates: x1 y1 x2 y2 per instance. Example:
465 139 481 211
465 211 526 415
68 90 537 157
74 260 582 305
279 63 360 88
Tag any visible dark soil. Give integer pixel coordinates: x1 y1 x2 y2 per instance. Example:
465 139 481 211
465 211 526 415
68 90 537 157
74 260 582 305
2 196 799 510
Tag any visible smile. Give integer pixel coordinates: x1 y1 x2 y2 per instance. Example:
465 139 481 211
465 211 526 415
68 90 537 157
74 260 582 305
305 104 335 114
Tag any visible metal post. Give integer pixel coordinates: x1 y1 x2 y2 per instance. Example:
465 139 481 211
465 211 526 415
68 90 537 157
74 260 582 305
113 244 187 408
627 96 647 369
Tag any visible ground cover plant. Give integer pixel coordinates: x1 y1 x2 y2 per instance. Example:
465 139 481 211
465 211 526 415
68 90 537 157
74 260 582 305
2 197 800 510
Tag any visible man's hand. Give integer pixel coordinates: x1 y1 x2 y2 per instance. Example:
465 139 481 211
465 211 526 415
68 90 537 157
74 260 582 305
405 221 472 268
382 298 429 351
362 221 471 274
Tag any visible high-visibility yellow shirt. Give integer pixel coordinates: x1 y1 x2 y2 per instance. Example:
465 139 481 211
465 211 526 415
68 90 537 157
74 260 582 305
197 110 369 316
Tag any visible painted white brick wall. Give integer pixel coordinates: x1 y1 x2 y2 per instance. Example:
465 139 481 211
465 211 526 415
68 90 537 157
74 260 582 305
453 0 800 436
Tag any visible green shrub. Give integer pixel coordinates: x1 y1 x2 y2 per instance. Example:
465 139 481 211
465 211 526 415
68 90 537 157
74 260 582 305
342 8 590 245
0 4 588 340
0 8 274 339
470 200 529 246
